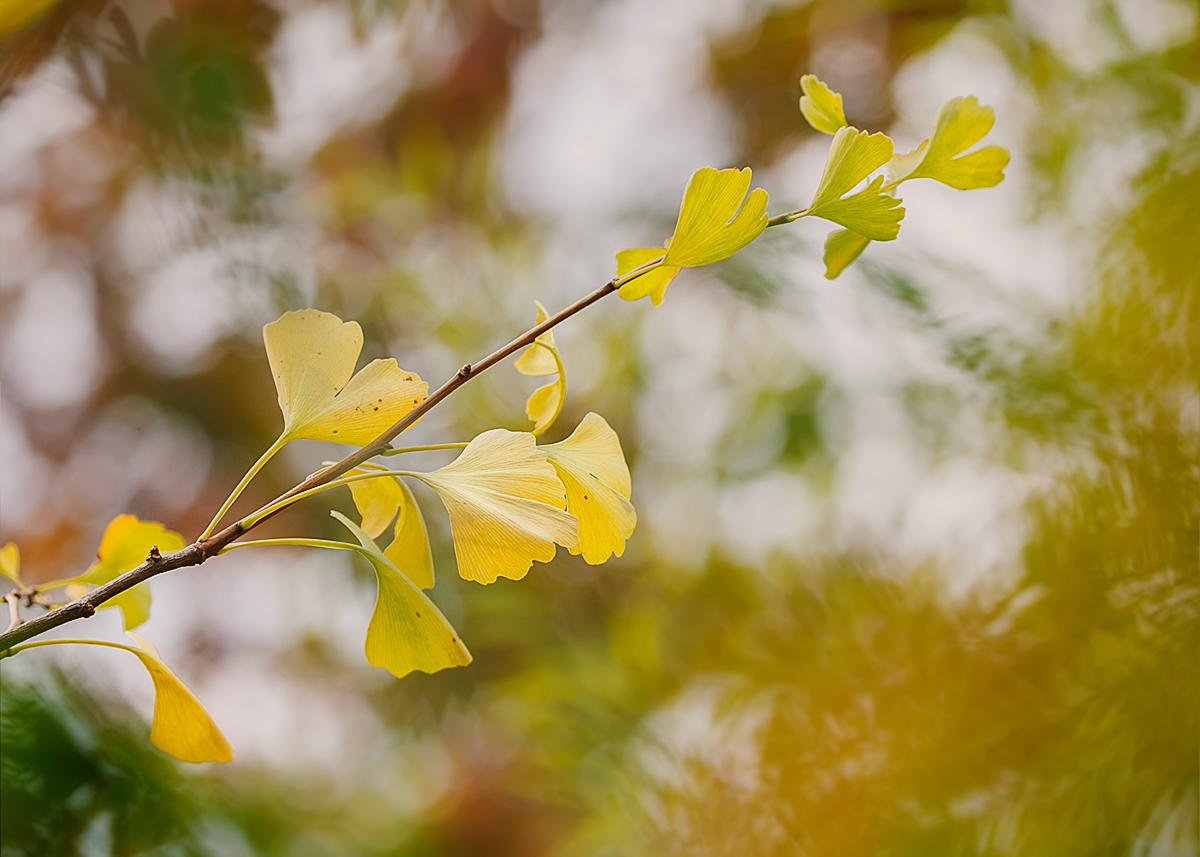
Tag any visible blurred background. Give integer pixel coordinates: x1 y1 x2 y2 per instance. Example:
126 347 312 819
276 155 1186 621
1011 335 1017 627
1 0 1196 854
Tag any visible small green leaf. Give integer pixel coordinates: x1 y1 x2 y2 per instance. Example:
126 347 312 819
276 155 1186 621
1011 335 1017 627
664 167 769 267
823 229 872 279
806 128 903 240
616 248 680 306
811 175 903 241
886 95 1009 190
799 74 848 135
332 511 472 678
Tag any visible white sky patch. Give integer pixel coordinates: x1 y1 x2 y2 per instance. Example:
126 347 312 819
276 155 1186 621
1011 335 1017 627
0 58 95 197
0 264 106 411
259 2 417 167
501 0 749 223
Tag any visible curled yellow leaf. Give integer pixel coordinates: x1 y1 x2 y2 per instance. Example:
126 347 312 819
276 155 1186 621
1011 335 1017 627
514 301 558 376
383 479 435 590
332 512 470 677
347 469 436 588
1 542 24 588
799 74 848 135
348 468 404 539
264 309 428 445
542 413 636 565
527 376 565 436
411 429 578 584
124 632 235 763
84 515 185 630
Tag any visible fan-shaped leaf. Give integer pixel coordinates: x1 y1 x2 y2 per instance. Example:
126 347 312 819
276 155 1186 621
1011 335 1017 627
264 309 428 445
886 96 1009 190
332 512 471 677
806 128 903 240
542 414 636 564
411 429 577 584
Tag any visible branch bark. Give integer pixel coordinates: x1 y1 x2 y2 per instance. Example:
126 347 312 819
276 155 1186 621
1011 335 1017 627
0 279 620 653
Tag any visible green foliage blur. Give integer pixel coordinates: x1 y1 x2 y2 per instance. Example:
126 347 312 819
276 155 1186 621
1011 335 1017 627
1 0 1196 855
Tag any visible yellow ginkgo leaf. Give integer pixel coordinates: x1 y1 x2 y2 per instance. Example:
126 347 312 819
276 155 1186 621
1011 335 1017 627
348 468 405 539
384 479 436 590
332 512 471 677
514 302 558 376
264 309 428 446
823 229 872 280
527 377 565 436
123 632 235 763
1 542 24 588
806 128 904 241
663 167 769 268
886 96 1010 190
84 515 185 630
616 248 681 306
799 74 848 135
410 429 578 584
346 469 436 588
542 413 636 564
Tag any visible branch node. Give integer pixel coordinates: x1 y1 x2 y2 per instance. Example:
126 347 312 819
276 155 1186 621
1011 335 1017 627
458 363 472 378
80 602 96 618
147 545 162 562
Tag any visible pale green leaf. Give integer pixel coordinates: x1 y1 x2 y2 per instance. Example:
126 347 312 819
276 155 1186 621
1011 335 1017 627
886 96 1009 190
809 175 903 241
332 512 471 677
616 248 680 306
799 74 848 135
823 229 872 279
810 128 895 210
662 167 769 267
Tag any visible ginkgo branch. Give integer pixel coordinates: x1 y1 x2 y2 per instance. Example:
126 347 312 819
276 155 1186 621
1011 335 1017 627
0 258 664 653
